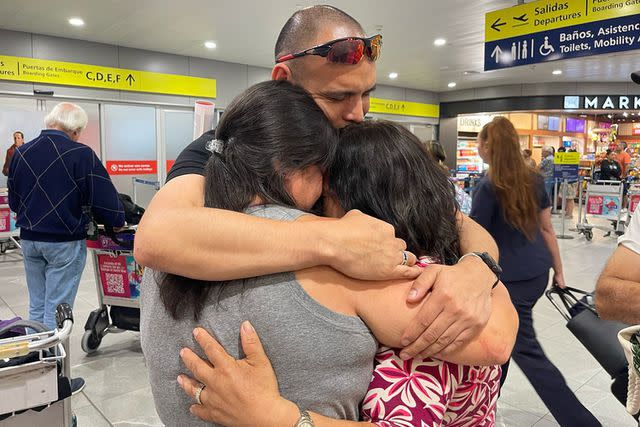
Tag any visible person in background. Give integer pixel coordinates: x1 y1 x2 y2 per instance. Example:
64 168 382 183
523 148 537 169
600 149 622 181
616 141 631 178
426 141 472 215
471 117 601 427
539 146 556 205
8 102 124 393
135 5 501 362
596 207 640 324
3 131 24 176
429 141 448 170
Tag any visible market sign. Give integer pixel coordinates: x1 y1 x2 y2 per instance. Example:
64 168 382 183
564 95 640 109
484 0 640 71
369 97 440 118
0 55 216 98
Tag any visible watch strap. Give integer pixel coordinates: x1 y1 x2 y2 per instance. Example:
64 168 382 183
294 409 314 427
459 252 501 289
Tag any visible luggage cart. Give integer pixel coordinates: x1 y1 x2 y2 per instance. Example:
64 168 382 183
576 179 625 241
82 227 143 354
628 183 640 216
0 304 76 427
0 190 20 254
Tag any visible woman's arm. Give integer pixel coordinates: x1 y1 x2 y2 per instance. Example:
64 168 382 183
296 266 518 366
178 323 377 427
539 207 566 287
134 174 420 281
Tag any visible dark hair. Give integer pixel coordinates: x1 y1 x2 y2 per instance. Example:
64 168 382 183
328 121 460 264
523 149 532 157
13 131 23 139
158 80 338 320
557 146 566 152
429 142 447 164
275 5 364 61
606 149 614 156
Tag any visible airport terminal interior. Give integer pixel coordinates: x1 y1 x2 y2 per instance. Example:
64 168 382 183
1 0 640 426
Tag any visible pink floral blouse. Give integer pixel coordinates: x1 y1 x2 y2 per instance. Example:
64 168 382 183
360 347 501 427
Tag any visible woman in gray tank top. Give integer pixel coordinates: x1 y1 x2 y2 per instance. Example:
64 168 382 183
141 81 519 426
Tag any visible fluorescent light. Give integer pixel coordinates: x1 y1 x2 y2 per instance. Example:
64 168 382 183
68 17 84 27
434 38 447 47
552 69 563 75
388 72 398 79
448 82 457 88
204 41 217 49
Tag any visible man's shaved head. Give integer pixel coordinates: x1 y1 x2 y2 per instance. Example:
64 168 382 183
275 5 365 62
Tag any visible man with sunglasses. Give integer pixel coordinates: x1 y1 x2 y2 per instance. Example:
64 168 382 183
136 5 499 364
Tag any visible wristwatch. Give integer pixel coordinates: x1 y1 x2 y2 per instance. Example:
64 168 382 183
294 410 314 427
459 251 502 289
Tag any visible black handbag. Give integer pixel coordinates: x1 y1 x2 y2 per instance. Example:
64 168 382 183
545 285 630 407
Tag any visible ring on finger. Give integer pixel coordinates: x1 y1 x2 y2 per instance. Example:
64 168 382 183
400 251 409 266
194 382 206 405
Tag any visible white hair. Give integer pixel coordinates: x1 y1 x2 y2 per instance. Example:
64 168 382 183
44 102 88 133
541 146 553 155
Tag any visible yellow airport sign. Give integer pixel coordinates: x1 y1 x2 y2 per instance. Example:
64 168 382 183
0 55 216 98
554 152 581 165
485 0 640 42
369 97 440 118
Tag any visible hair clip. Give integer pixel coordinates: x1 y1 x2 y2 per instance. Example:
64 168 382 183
206 139 224 154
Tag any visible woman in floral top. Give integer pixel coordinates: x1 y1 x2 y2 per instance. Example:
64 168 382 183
175 121 517 427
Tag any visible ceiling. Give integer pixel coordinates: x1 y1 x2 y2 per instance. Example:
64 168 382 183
1 0 639 93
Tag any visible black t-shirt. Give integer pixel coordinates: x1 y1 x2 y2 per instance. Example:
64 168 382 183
600 159 621 181
166 130 216 182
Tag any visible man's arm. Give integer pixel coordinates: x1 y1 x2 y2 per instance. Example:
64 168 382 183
134 174 421 281
87 151 125 227
596 245 640 324
399 209 499 360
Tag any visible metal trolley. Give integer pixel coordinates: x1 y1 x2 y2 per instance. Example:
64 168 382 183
0 304 76 427
82 227 143 354
0 190 20 254
576 179 625 241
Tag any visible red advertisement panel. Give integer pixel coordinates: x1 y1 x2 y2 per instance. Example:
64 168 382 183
97 254 130 298
106 160 157 175
631 195 640 213
586 196 603 215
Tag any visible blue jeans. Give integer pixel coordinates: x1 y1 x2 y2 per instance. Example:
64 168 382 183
545 179 555 205
22 240 87 330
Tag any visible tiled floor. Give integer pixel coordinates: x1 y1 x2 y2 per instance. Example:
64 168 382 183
0 215 637 426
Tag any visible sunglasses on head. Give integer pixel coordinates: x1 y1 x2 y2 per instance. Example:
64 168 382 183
276 34 382 65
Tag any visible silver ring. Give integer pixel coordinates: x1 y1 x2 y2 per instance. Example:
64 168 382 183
401 251 409 266
194 383 206 405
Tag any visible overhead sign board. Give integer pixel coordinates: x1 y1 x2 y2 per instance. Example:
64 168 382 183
369 97 440 118
484 0 640 71
564 95 640 109
0 55 216 98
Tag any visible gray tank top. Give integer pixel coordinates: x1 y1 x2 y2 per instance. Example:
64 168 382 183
140 205 377 426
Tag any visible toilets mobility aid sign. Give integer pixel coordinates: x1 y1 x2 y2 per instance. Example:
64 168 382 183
484 0 640 71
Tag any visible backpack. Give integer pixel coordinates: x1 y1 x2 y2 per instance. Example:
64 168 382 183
119 193 145 225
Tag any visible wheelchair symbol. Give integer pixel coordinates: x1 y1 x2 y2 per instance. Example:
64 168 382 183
539 36 555 56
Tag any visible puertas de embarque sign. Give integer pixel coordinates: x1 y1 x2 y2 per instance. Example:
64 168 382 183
484 0 640 71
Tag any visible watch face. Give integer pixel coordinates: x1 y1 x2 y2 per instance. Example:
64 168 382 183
299 422 314 427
